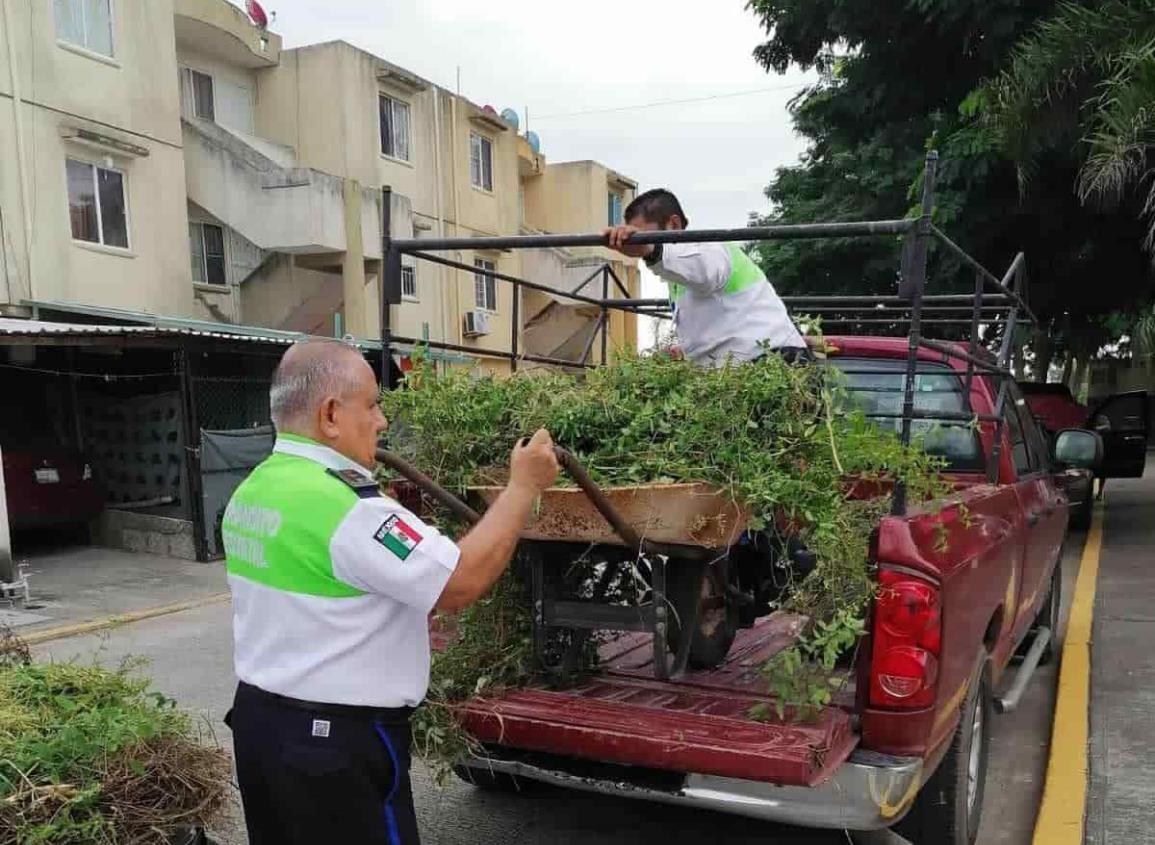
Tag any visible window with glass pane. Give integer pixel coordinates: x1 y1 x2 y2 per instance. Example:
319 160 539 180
189 224 206 283
474 259 496 310
608 192 623 226
66 159 98 243
97 168 128 247
189 223 226 285
392 100 410 161
379 95 411 161
470 132 493 191
191 70 215 121
67 158 128 248
401 266 417 299
54 0 114 57
832 358 983 471
202 224 225 284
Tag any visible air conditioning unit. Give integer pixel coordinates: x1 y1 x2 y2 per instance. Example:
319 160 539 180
463 310 491 337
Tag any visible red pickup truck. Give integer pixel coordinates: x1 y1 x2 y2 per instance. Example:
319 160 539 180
451 336 1103 845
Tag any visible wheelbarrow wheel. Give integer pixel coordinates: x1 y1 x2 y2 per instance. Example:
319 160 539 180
686 566 738 669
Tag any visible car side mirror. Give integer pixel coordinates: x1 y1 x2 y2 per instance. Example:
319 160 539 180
1053 429 1103 470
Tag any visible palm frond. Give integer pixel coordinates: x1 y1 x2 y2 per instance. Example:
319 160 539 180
987 1 1155 180
1134 308 1155 360
1077 40 1155 245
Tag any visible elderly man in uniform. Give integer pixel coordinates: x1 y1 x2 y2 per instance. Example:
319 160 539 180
223 338 559 845
605 188 809 366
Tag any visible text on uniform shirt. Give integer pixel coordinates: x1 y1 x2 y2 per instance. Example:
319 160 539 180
222 501 284 569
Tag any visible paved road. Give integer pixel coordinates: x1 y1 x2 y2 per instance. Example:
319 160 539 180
32 540 1081 845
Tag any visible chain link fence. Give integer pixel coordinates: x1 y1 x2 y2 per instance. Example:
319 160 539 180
193 375 273 431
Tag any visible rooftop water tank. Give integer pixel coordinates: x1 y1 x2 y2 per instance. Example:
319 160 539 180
526 131 541 154
500 108 520 130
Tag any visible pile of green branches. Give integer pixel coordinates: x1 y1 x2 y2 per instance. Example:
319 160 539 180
383 352 947 778
0 630 229 845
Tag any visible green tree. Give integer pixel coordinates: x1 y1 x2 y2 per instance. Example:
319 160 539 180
988 0 1155 250
746 0 1155 375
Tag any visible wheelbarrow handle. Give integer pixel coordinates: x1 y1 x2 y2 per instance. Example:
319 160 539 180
374 449 482 526
376 445 634 545
552 447 645 550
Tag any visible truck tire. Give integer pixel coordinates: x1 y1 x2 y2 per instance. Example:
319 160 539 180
686 567 738 669
894 665 991 845
1070 496 1093 531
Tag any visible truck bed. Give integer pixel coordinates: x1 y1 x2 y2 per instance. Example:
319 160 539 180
456 613 860 787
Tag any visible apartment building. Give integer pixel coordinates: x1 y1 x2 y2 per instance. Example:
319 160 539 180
0 0 639 371
0 0 192 317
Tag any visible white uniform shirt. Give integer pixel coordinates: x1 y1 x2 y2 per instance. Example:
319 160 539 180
228 436 460 707
651 242 805 366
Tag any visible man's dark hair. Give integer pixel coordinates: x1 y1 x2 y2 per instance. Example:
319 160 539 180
624 189 689 228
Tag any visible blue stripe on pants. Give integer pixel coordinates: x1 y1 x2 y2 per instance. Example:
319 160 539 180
374 723 404 845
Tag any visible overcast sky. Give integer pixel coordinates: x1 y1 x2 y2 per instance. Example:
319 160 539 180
258 0 814 336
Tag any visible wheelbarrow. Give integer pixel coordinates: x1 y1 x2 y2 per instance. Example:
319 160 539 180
376 447 750 680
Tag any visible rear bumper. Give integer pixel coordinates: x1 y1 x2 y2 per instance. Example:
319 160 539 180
460 749 923 831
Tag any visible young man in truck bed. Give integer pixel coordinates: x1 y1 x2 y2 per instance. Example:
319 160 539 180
605 188 808 366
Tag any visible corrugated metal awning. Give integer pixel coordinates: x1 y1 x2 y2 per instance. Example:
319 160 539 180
8 302 474 363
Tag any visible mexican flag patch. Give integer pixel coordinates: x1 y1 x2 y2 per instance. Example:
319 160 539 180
374 515 423 561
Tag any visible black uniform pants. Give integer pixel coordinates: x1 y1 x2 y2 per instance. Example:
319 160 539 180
226 682 420 845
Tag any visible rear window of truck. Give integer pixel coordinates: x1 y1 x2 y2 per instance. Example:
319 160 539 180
829 357 984 472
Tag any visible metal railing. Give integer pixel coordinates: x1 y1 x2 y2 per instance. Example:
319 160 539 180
379 151 1032 515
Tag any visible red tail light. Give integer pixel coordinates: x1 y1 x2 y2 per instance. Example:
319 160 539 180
869 569 942 709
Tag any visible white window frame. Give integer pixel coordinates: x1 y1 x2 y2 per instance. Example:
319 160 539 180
401 265 418 301
470 131 494 192
189 221 227 286
66 156 130 250
54 0 115 59
379 94 411 162
185 68 215 122
608 191 623 226
474 258 497 312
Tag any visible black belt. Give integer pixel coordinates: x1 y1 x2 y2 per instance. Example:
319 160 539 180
777 346 814 364
752 346 814 365
235 681 415 724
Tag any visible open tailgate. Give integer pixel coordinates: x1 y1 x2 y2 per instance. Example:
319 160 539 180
455 616 859 787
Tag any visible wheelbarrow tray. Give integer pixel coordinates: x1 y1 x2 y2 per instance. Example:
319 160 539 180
470 482 749 548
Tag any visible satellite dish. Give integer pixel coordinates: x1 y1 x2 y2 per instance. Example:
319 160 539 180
525 131 541 154
246 0 269 29
500 108 520 130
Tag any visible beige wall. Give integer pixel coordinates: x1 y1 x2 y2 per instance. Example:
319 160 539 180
0 7 638 361
240 255 343 336
175 44 259 134
521 160 639 360
256 41 530 360
0 0 194 315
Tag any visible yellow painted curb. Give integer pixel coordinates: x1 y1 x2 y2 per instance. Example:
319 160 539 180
21 592 231 646
1032 506 1104 845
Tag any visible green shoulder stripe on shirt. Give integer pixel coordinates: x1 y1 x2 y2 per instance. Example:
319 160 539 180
224 452 366 598
723 244 768 295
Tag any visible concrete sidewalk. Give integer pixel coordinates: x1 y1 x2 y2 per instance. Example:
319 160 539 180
1 540 226 636
1085 469 1155 844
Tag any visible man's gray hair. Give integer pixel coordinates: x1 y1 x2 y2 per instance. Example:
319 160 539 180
269 339 367 430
